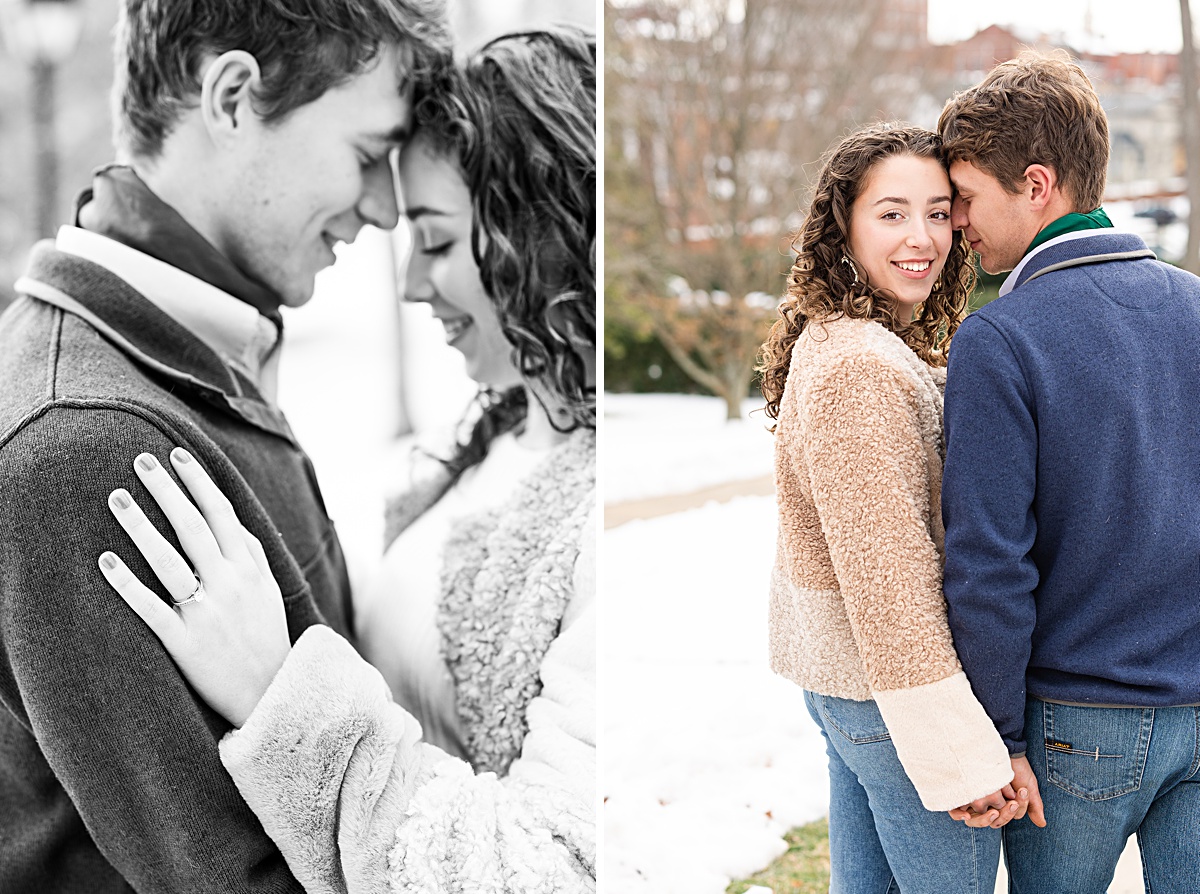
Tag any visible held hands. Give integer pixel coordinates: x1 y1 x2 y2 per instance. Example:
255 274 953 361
948 755 1047 829
97 448 291 728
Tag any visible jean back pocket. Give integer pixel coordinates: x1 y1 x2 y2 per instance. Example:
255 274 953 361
1042 702 1153 802
812 692 892 745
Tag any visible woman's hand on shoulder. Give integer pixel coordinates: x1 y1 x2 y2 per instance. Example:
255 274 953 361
98 447 291 727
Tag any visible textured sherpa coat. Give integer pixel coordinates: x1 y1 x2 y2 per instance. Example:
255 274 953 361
218 520 596 894
769 315 1012 811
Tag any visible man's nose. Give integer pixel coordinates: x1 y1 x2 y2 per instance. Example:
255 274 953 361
951 197 969 231
357 158 401 232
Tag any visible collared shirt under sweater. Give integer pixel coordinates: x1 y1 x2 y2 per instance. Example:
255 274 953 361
0 242 353 892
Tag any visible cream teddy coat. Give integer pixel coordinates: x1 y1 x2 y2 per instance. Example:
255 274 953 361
216 517 596 894
769 315 1012 811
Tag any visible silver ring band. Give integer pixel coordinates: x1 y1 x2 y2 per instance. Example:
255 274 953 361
173 577 206 607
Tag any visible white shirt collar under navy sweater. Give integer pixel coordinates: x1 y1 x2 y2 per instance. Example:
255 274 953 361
999 228 1144 297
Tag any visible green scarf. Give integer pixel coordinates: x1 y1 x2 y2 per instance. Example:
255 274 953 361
1025 207 1113 256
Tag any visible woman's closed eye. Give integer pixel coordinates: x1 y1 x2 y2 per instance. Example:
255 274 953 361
421 240 454 257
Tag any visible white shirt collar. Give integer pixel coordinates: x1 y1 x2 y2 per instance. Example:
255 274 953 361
999 228 1118 297
55 225 281 399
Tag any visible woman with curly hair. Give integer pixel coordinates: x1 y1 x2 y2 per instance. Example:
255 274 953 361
760 123 1043 891
94 25 596 894
360 25 595 778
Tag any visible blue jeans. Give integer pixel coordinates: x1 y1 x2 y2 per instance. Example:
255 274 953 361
1004 698 1200 894
805 690 1001 893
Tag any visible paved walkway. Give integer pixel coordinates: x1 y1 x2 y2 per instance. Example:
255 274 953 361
603 474 774 528
605 475 1146 893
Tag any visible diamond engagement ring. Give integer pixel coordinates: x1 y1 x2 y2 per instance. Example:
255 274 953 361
173 576 206 607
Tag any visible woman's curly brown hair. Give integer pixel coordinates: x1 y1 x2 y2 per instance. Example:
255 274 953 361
415 25 595 433
408 25 594 479
759 123 975 422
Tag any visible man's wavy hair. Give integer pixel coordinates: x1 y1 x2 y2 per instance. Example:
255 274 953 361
939 50 1108 212
759 124 975 422
416 24 596 456
112 0 453 159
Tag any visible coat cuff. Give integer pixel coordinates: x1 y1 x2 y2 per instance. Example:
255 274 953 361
874 672 1013 811
219 625 415 894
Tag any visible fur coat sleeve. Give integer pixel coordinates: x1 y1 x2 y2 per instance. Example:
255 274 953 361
217 537 597 894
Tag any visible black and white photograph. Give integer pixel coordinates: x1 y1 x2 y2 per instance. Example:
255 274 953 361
0 0 595 890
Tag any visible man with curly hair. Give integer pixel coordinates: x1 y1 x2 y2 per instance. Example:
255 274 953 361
0 1 450 891
938 50 1200 892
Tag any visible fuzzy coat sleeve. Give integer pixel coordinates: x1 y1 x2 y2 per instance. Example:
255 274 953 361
217 540 596 893
794 350 1012 810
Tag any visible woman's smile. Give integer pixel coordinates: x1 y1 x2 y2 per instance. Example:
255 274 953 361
437 314 472 344
893 258 934 278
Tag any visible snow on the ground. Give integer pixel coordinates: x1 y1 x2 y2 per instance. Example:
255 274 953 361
602 393 776 504
602 495 829 893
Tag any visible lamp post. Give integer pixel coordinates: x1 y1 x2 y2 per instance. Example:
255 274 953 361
0 0 84 239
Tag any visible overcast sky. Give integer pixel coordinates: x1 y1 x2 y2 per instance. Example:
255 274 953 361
927 0 1184 54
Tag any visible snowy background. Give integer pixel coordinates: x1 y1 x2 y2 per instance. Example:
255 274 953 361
600 393 1145 893
601 393 828 892
602 393 775 504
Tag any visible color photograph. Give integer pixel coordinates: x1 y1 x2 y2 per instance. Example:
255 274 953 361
603 1 1196 892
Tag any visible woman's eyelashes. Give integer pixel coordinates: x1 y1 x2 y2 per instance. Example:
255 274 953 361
880 208 951 222
421 240 453 257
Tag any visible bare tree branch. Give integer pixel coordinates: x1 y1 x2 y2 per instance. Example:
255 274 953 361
606 0 930 418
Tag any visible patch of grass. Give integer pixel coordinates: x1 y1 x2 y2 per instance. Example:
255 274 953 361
726 819 831 894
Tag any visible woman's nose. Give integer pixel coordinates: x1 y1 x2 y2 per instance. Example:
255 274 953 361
401 245 433 304
906 220 934 248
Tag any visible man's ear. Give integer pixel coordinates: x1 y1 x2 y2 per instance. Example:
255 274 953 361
199 50 262 145
1023 164 1058 211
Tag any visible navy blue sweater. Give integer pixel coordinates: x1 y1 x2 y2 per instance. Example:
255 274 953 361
942 231 1200 755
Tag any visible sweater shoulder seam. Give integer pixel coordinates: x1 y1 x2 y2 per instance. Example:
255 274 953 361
0 395 199 460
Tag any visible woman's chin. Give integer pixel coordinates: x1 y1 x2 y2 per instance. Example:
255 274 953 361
464 363 524 393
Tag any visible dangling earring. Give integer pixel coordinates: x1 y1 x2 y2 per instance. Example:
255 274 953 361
841 254 859 286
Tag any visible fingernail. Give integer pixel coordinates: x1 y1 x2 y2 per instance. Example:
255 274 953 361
172 447 193 464
99 552 118 570
137 454 157 471
110 490 131 510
